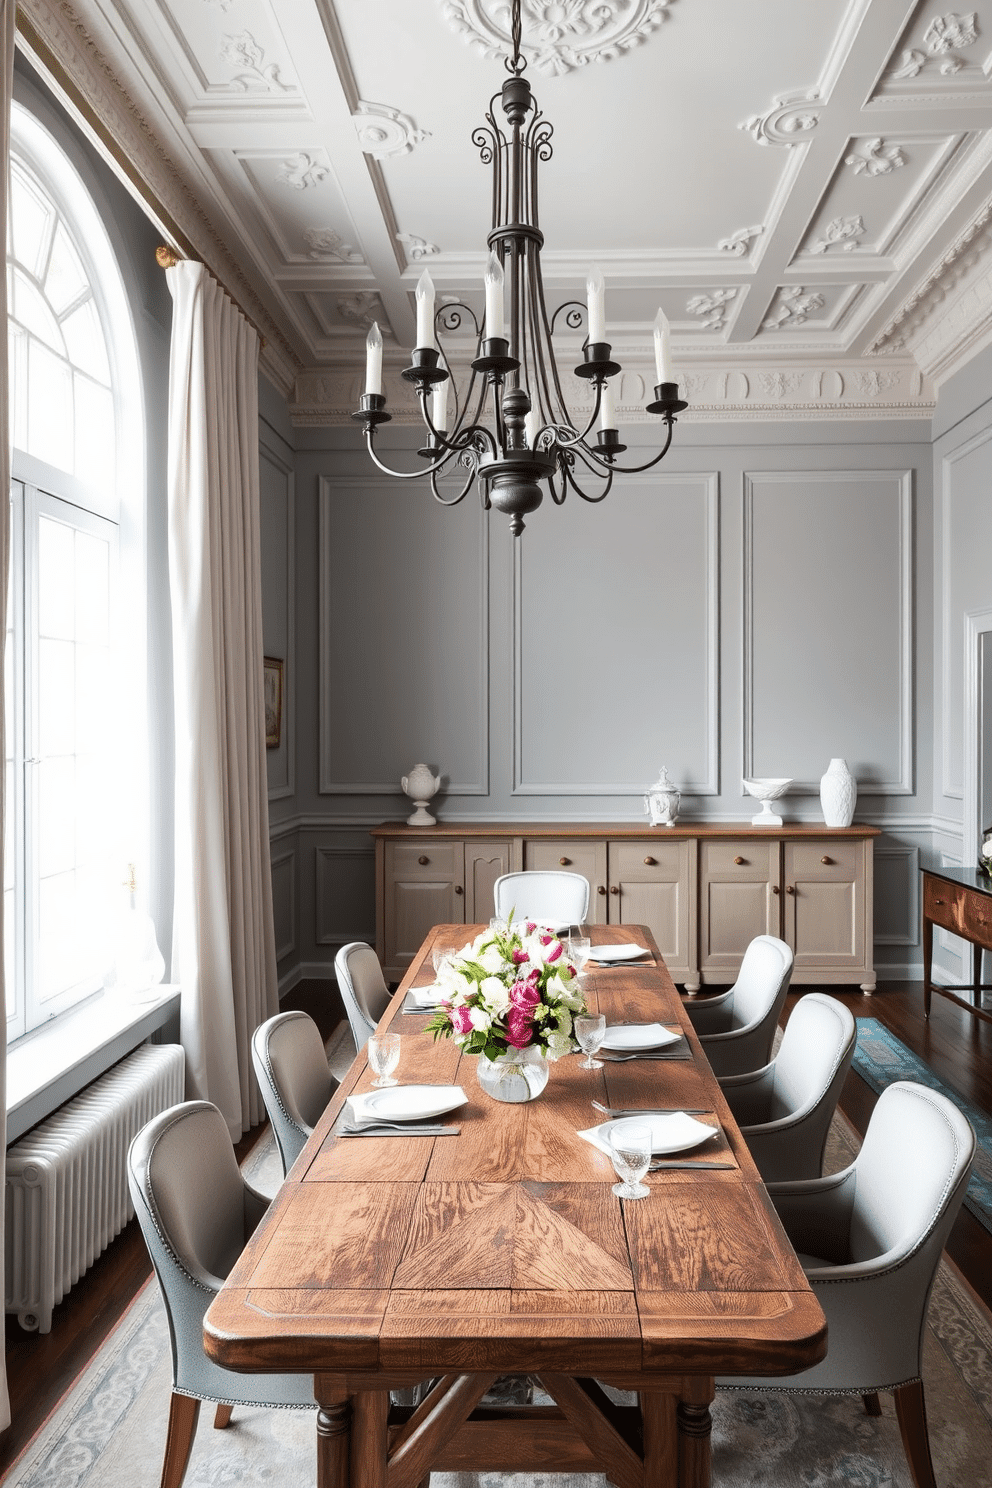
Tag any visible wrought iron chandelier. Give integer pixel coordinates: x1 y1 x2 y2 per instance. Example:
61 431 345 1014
352 0 687 536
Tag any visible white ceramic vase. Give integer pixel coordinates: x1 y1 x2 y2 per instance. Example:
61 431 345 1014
400 763 441 826
476 1047 549 1103
820 758 857 828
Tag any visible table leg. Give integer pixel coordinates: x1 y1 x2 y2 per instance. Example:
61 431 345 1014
923 914 934 1019
641 1390 678 1486
974 941 982 1008
676 1378 714 1488
315 1379 352 1488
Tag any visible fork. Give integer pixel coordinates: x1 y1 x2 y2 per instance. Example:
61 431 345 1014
592 1101 709 1118
339 1120 456 1135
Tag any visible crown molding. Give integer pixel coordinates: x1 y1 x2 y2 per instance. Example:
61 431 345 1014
290 355 933 427
15 0 302 393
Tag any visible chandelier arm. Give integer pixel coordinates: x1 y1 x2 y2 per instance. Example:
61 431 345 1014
419 385 496 457
548 300 585 339
562 449 615 504
547 461 569 506
545 379 604 449
429 454 480 508
587 418 678 475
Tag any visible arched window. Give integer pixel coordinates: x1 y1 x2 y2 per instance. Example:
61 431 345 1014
6 98 146 1040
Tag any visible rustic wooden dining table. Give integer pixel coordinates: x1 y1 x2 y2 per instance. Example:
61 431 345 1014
204 923 826 1488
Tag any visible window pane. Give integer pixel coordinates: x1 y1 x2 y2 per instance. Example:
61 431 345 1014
74 531 110 645
4 887 15 1020
75 752 115 864
38 868 75 1003
39 637 75 757
73 378 115 487
10 165 53 277
11 269 63 353
62 299 109 384
45 224 88 316
7 320 28 451
75 646 112 749
27 342 73 472
39 516 75 640
38 754 74 878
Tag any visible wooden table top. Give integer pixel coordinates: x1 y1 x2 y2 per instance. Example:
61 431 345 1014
205 924 826 1385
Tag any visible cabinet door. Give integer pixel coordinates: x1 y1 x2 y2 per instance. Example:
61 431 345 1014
383 841 465 978
608 840 696 985
465 840 514 925
699 839 780 976
784 839 865 974
523 840 609 922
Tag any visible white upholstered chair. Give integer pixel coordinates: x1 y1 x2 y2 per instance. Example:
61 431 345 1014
717 992 857 1182
334 940 392 1051
684 934 793 1076
251 1011 338 1177
493 870 590 927
723 1080 976 1488
127 1101 315 1488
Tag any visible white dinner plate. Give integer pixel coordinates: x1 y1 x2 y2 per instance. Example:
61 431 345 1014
356 1085 467 1121
609 1113 718 1155
588 943 651 963
599 1023 681 1052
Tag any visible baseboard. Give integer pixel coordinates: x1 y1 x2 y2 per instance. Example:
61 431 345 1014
278 961 337 999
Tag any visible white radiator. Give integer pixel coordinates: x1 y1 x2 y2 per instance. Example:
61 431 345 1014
5 1041 185 1332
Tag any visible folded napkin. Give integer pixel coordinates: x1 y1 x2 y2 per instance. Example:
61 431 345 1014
588 943 651 962
578 1112 718 1158
345 1085 465 1124
600 1022 680 1051
409 984 448 1008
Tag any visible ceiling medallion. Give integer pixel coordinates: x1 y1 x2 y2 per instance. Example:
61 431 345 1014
352 0 687 535
441 0 672 77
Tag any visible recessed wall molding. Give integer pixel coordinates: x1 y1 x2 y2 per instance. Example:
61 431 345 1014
743 470 914 797
314 846 375 947
740 89 821 147
939 423 992 802
440 0 672 76
352 101 430 158
873 844 920 945
260 435 296 802
270 848 297 964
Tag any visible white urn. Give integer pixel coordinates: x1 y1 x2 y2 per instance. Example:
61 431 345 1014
820 758 857 828
645 766 681 827
401 763 441 826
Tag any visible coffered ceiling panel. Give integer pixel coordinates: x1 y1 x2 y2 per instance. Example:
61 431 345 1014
20 0 992 415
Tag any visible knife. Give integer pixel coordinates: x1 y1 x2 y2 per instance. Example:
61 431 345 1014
648 1160 735 1171
337 1123 460 1137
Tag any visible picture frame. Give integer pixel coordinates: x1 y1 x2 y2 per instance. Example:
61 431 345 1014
264 657 283 749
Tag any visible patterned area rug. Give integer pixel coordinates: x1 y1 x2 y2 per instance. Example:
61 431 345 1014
853 1017 992 1234
8 1117 992 1488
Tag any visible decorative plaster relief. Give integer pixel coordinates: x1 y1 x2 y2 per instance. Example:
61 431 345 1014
809 215 866 254
440 0 671 77
845 138 907 176
305 228 363 263
718 225 764 257
868 195 992 354
396 233 440 260
353 102 430 159
740 90 821 147
853 369 901 396
756 371 804 399
220 32 291 92
685 288 737 330
278 153 328 189
337 292 391 333
890 12 980 78
762 286 826 330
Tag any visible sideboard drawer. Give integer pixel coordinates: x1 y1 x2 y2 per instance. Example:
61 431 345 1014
389 842 462 879
926 875 992 942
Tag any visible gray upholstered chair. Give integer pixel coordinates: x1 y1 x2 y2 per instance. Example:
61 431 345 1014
251 1011 338 1177
684 934 793 1076
335 940 391 1052
717 992 857 1182
127 1101 314 1488
723 1080 976 1488
493 870 590 926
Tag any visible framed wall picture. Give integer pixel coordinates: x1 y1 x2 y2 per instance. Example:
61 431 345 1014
264 657 284 749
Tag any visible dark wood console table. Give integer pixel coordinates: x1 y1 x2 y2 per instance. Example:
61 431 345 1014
922 866 992 1022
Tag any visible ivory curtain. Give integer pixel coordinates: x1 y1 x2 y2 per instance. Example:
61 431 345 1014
0 0 14 1435
166 261 278 1138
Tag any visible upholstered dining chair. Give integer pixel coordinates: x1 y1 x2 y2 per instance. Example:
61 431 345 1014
723 1080 976 1488
493 869 590 927
127 1101 315 1488
252 1011 338 1177
683 933 793 1076
335 940 392 1051
717 992 857 1181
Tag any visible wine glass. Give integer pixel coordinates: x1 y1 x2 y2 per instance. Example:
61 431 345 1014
574 1013 606 1070
432 947 453 983
568 933 591 973
368 1032 401 1088
609 1122 652 1199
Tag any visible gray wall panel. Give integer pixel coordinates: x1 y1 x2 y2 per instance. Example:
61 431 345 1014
260 438 295 800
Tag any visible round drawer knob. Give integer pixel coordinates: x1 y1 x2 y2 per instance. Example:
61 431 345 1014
734 856 745 866
559 856 570 866
772 885 780 895
597 885 607 896
786 885 795 895
821 855 832 865
935 899 944 906
643 856 656 866
610 885 620 895
418 855 429 866
454 884 463 895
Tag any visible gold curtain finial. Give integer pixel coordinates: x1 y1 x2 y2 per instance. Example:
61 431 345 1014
156 245 181 269
123 863 138 894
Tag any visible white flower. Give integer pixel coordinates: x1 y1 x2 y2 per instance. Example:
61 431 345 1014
479 944 505 974
545 971 571 1001
481 976 511 1015
544 1030 575 1061
469 1006 492 1032
444 970 474 1002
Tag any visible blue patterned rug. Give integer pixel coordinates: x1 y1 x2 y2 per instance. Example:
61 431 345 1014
854 1018 992 1235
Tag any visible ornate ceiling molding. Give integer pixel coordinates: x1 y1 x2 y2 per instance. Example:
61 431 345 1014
440 0 672 77
867 195 992 356
305 228 364 264
845 138 906 176
890 12 981 79
718 225 764 257
396 232 440 261
762 286 826 330
808 215 866 254
352 101 430 159
685 288 737 330
219 32 292 93
740 89 821 147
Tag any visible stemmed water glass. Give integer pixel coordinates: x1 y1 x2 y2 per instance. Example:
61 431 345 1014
574 1013 606 1070
609 1122 652 1199
368 1032 401 1088
567 931 591 973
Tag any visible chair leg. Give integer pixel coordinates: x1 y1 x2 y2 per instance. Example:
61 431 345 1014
213 1403 234 1429
862 1392 882 1416
893 1380 938 1488
160 1392 201 1488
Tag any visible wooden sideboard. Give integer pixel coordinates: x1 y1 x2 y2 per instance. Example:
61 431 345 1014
371 821 879 992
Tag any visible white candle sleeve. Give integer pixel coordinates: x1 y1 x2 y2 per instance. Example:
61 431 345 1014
587 266 606 344
431 379 449 430
525 408 541 447
485 253 505 340
598 381 616 432
653 308 673 384
416 269 436 350
365 322 383 396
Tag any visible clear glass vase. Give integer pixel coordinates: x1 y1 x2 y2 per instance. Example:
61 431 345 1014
476 1047 550 1103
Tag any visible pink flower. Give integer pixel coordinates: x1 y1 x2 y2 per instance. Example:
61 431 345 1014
545 941 563 963
512 948 530 965
539 934 553 946
506 1006 534 1048
525 920 537 934
449 1005 473 1035
510 978 541 1010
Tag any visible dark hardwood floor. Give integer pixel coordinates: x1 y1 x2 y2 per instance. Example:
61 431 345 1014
3 979 992 1476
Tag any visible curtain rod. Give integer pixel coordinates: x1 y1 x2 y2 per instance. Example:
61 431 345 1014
156 246 267 348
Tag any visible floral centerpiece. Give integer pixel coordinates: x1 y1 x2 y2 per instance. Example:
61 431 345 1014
427 919 588 1100
980 827 992 879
